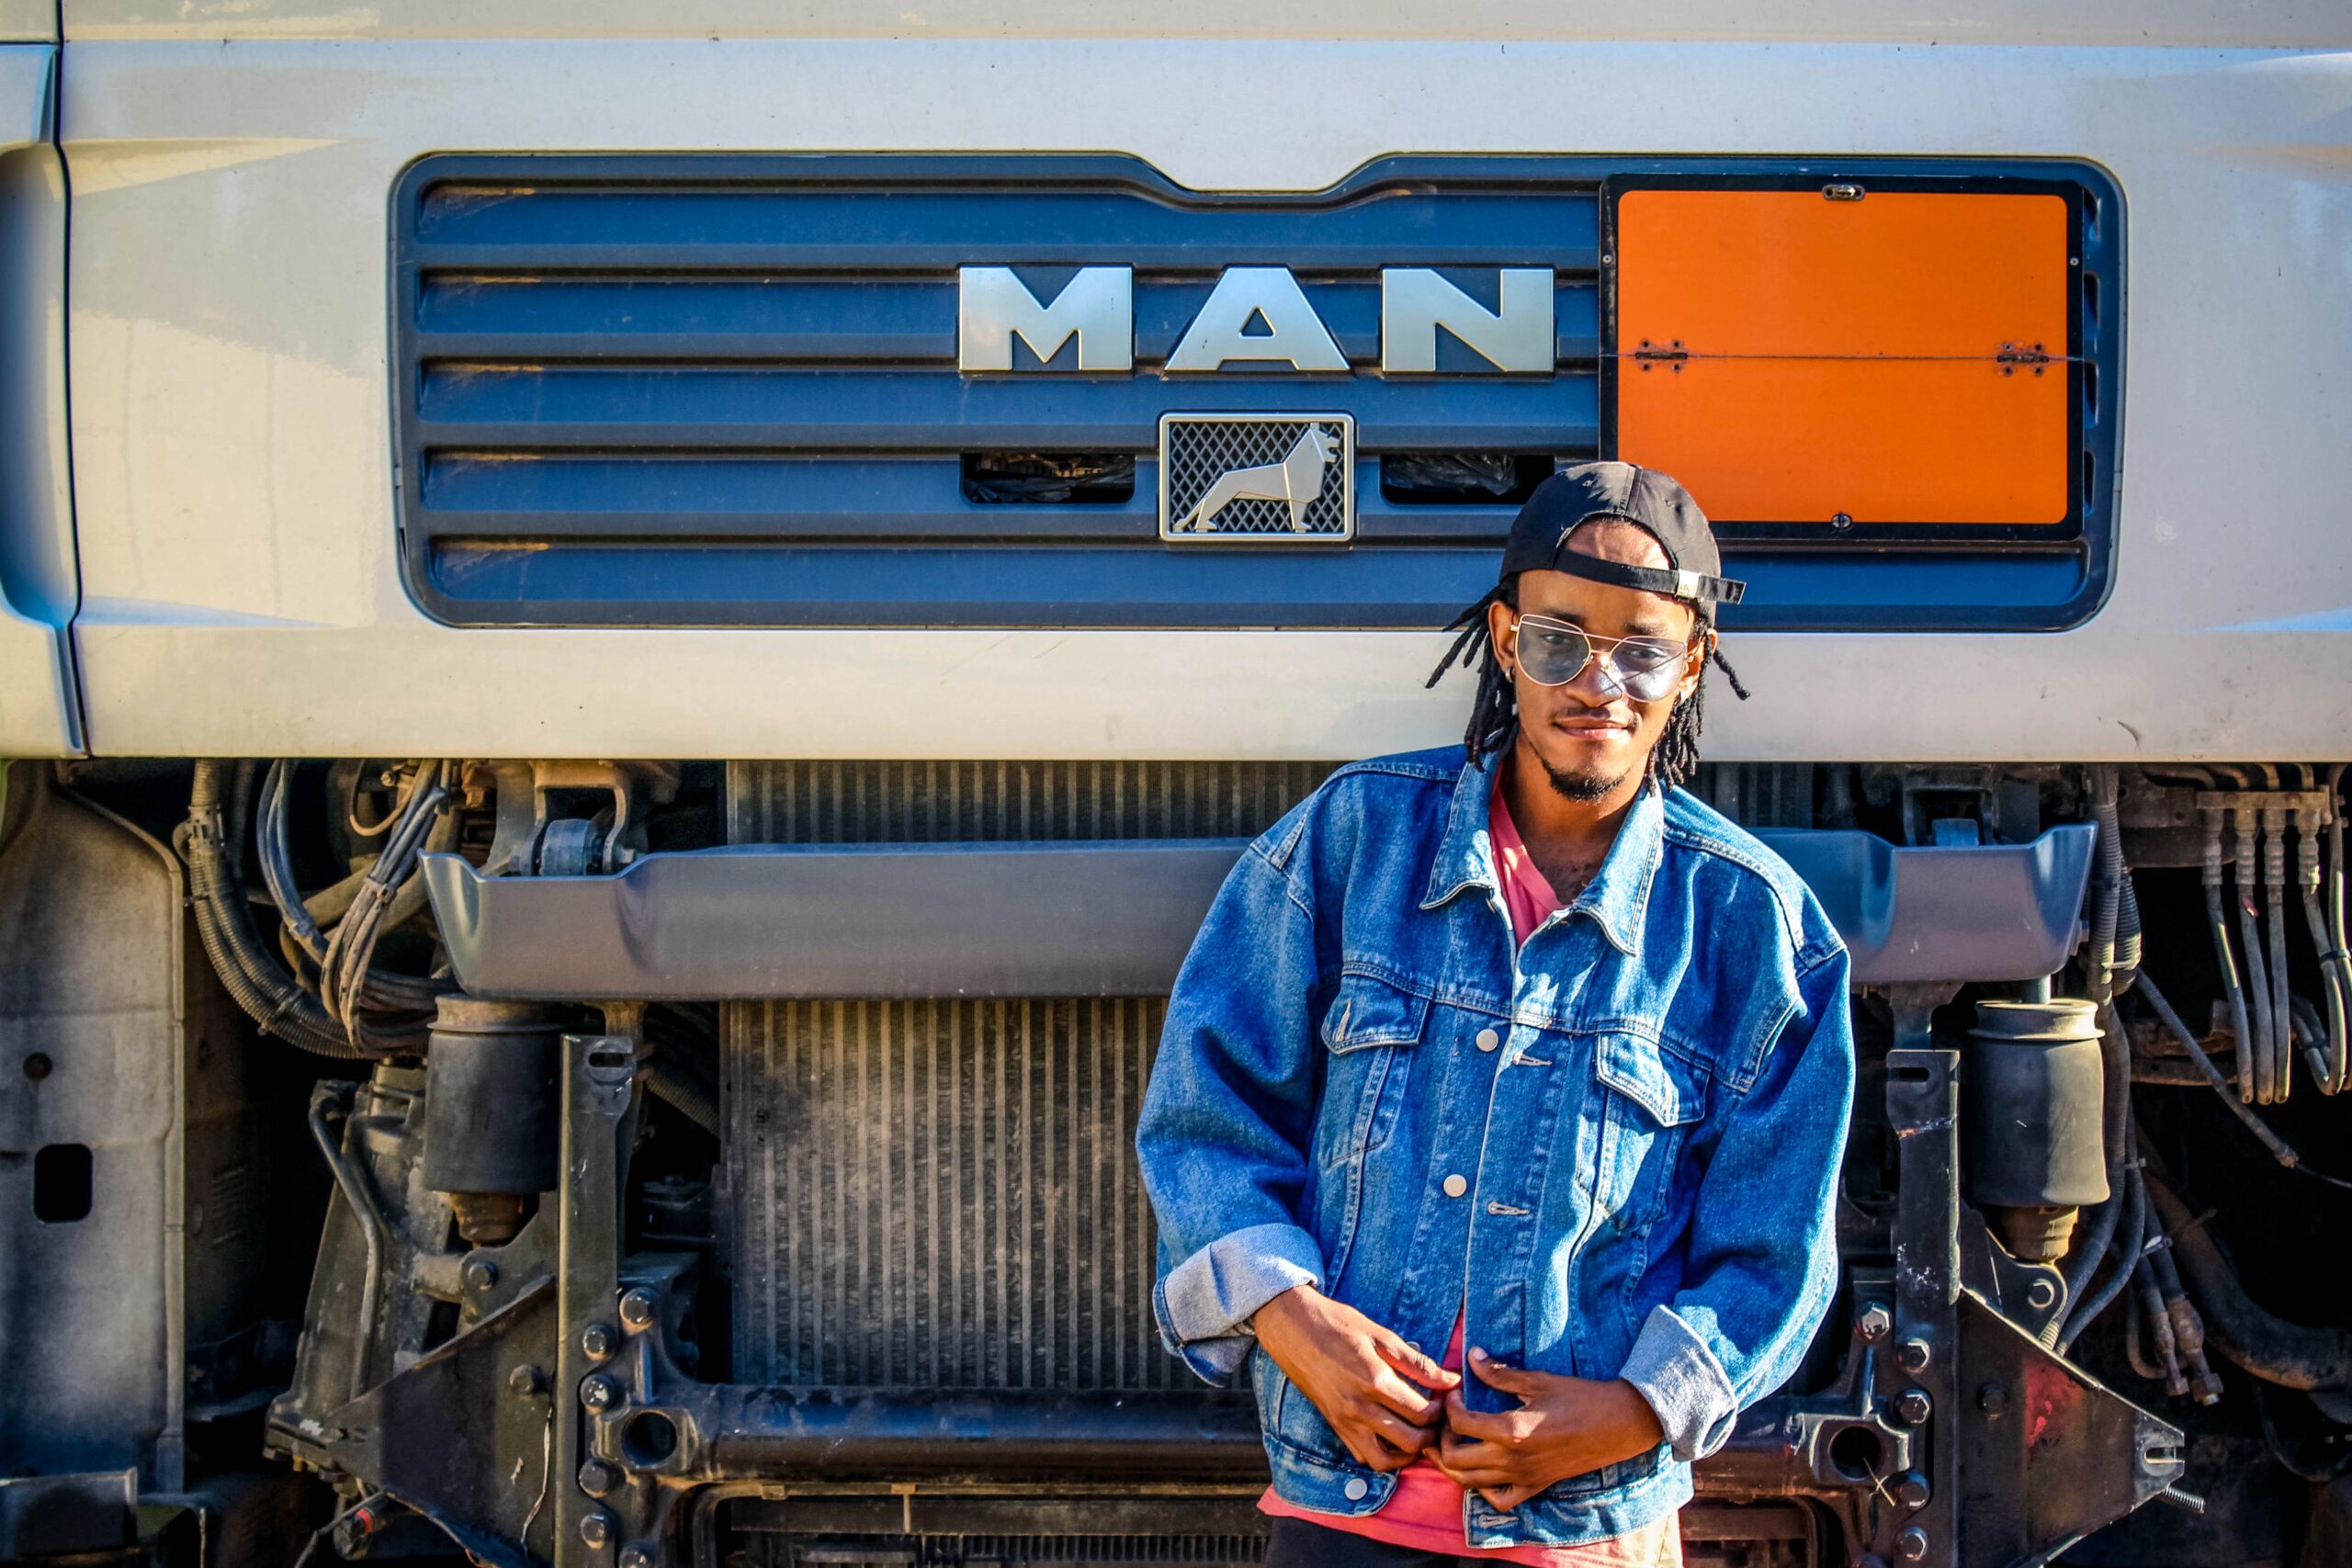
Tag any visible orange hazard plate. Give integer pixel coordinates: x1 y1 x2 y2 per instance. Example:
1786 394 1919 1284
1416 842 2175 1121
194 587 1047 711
1613 187 2073 528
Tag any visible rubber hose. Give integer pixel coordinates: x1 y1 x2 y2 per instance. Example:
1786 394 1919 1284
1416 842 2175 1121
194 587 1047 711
2209 886 2256 1103
2234 808 2278 1102
2135 973 2318 1174
2087 770 2122 1002
263 759 444 1017
2116 868 2143 995
2295 918 2343 1095
2240 886 2276 1104
2144 1173 2352 1390
2060 1000 2132 1317
2329 766 2350 1092
2267 866 2292 1102
2129 1241 2181 1390
2061 1145 2144 1353
183 762 374 1059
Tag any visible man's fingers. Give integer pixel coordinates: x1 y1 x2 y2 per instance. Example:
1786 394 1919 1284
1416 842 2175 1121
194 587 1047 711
1340 1426 1413 1473
1368 1369 1442 1426
1466 1347 1546 1394
1352 1402 1434 1460
1442 1384 1512 1439
1374 1334 1461 1391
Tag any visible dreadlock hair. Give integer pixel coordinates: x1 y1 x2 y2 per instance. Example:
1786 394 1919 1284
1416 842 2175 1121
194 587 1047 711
1423 575 1750 792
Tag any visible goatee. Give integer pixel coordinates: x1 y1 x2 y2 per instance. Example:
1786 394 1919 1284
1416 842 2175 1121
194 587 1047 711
1543 758 1632 803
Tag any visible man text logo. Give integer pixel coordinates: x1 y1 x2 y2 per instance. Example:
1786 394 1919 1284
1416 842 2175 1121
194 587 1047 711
957 265 1555 376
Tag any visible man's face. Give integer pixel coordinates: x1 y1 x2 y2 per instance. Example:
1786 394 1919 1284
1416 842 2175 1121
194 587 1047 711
1484 518 1707 801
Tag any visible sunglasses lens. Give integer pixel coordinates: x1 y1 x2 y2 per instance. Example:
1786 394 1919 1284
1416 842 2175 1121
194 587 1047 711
1613 640 1690 702
1516 621 1591 685
1618 662 1687 704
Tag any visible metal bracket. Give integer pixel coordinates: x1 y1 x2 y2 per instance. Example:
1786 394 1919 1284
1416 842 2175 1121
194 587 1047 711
1885 993 1962 1568
557 1034 636 1567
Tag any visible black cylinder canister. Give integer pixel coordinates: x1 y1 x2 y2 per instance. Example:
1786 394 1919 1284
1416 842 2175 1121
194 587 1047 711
420 996 563 1240
1963 998 2110 1261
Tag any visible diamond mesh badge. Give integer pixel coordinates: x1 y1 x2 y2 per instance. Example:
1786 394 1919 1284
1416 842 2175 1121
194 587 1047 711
1159 413 1355 542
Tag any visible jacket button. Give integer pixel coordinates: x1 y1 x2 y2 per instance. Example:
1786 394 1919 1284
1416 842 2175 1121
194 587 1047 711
1344 1477 1370 1501
1443 1174 1469 1198
1476 1028 1500 1052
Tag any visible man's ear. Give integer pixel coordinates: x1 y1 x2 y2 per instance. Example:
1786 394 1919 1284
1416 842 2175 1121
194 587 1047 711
1486 596 1517 676
1678 628 1714 705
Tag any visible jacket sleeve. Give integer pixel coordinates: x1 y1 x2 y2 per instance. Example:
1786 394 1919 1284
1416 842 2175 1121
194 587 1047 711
1136 833 1328 1387
1618 942 1855 1460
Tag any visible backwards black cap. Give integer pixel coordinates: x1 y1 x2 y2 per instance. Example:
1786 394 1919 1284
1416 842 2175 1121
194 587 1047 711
1501 461 1746 607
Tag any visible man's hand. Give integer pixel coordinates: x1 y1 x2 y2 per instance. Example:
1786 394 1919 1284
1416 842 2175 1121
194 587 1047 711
1431 1348 1667 1510
1251 1285 1461 1472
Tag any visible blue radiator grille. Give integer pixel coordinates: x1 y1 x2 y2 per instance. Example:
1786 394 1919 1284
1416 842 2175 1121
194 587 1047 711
390 153 2120 631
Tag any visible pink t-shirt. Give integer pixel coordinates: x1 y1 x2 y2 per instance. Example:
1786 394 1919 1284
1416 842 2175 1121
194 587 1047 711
1258 784 1681 1566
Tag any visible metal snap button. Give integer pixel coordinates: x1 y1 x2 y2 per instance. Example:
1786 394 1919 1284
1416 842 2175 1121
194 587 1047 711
1443 1174 1469 1198
1344 1477 1370 1501
1476 1028 1500 1052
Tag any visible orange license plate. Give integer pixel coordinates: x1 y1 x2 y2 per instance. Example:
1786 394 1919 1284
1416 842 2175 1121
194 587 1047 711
1612 186 2073 529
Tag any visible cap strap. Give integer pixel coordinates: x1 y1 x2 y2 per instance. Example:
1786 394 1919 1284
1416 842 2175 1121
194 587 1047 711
1551 549 1747 606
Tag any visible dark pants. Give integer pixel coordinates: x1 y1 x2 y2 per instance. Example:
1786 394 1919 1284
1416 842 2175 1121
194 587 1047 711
1261 1517 1488 1567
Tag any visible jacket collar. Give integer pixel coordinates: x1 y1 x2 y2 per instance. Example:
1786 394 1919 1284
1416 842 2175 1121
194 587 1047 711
1419 750 1663 958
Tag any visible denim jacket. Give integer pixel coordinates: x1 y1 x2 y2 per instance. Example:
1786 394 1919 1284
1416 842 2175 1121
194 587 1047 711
1136 747 1854 1549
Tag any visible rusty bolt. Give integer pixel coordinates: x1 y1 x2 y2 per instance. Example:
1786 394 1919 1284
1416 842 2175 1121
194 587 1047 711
582 1322 618 1360
1894 1387 1933 1426
1856 1303 1893 1342
581 1373 622 1411
1978 1381 2009 1416
578 1458 619 1498
579 1512 614 1550
508 1364 546 1397
619 1288 659 1331
1896 1337 1932 1372
619 1548 655 1568
460 1254 499 1293
1896 1472 1931 1510
1895 1526 1929 1562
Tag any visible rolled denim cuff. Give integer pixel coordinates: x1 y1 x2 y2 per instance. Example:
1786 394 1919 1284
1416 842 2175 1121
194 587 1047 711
1619 1303 1741 1461
1153 1222 1326 1387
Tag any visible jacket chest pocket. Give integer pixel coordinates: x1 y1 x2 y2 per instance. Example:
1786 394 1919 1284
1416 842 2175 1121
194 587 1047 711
1315 972 1429 1173
1589 1032 1710 1236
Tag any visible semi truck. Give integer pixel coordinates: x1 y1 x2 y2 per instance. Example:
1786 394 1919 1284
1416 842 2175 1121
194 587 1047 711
4 5 2351 1565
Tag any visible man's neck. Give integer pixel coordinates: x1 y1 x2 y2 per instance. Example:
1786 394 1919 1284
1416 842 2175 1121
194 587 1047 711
1498 732 1644 894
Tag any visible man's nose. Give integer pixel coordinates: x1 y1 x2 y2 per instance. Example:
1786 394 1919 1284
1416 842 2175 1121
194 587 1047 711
1566 653 1625 702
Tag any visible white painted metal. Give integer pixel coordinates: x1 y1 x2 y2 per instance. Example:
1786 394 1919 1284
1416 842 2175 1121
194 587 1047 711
0 2 51 45
0 43 78 757
47 6 2352 761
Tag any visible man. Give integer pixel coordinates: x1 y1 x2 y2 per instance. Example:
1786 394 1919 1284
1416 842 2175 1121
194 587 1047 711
1136 463 1855 1565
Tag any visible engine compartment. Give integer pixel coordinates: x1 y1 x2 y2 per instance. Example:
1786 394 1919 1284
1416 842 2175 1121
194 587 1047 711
5 757 2350 1567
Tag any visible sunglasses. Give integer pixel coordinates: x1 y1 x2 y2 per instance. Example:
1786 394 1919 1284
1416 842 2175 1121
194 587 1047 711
1509 614 1695 703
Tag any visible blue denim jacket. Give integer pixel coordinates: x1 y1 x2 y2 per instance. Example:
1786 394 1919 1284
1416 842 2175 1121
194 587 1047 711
1136 747 1853 1549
